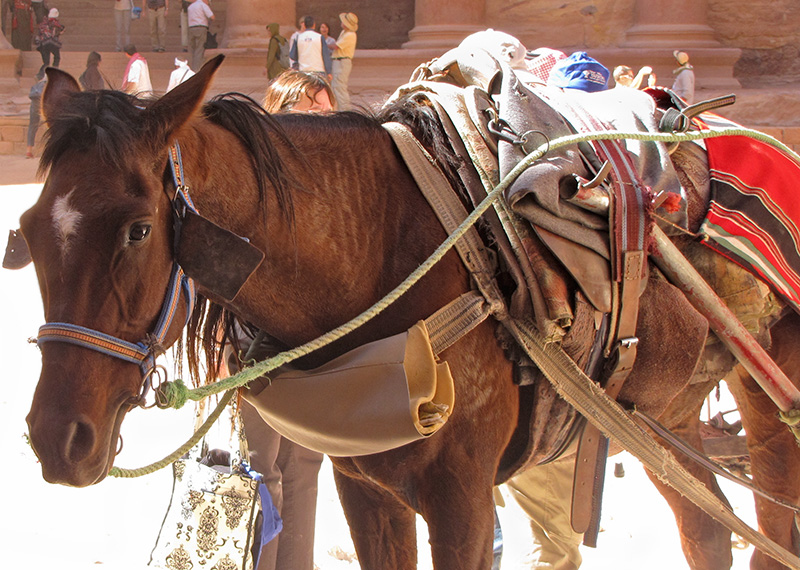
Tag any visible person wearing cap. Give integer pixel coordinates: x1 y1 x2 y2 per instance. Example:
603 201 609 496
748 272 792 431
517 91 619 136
34 7 64 79
548 51 610 93
331 12 357 110
671 50 695 104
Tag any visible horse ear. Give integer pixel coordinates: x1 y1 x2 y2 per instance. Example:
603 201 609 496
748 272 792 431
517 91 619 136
41 68 81 123
145 54 226 146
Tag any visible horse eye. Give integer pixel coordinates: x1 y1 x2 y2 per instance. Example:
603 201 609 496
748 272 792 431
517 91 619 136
128 223 151 242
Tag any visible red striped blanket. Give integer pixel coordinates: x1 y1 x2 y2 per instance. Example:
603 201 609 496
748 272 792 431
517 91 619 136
698 115 800 312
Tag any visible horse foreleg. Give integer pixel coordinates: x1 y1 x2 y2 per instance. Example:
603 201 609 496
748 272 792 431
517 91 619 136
331 461 418 570
419 471 496 570
726 312 800 570
645 400 734 570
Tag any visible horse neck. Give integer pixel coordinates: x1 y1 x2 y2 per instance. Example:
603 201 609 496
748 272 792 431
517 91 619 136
184 116 467 357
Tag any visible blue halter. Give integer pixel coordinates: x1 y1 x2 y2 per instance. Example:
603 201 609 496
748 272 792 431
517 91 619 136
35 144 197 406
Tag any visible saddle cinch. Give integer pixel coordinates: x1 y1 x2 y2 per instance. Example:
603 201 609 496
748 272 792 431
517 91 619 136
384 46 789 543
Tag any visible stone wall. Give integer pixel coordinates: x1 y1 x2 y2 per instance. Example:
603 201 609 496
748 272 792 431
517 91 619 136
709 0 800 84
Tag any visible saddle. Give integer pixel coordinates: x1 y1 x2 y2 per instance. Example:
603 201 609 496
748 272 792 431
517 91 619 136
385 44 744 543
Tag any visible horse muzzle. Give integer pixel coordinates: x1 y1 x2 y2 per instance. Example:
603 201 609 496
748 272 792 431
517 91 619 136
26 388 130 487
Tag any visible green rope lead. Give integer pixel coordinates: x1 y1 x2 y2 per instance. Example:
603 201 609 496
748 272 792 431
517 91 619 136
109 389 236 478
113 125 791 477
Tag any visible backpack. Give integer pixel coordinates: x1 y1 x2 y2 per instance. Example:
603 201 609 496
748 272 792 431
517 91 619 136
278 38 290 69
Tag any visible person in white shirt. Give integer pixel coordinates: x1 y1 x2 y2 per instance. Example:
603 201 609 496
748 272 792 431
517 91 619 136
122 44 153 97
167 57 195 91
289 15 331 79
186 0 214 71
288 15 304 69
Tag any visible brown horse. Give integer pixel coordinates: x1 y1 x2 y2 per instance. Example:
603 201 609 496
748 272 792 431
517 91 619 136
18 56 800 569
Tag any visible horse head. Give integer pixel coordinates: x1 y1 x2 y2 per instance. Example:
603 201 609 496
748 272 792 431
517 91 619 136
22 57 224 486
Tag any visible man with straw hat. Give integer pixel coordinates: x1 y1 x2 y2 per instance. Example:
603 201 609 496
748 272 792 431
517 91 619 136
331 12 358 110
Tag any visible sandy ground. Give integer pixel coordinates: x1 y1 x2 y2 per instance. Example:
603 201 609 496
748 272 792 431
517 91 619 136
0 154 762 569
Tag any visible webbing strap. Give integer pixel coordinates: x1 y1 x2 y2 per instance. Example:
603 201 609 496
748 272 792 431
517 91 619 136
383 122 508 321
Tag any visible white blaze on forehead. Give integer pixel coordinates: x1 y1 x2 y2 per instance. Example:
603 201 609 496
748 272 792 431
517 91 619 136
51 190 83 255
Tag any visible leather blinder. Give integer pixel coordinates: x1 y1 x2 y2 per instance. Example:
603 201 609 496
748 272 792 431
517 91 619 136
3 229 32 269
176 210 265 302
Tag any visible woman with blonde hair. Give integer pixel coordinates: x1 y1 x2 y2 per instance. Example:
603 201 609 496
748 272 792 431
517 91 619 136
262 69 336 113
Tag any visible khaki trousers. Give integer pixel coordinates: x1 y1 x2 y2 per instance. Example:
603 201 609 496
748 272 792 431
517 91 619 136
506 455 584 570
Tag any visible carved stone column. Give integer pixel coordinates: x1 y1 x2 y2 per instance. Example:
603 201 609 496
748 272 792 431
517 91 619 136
594 0 741 89
222 0 295 49
402 0 486 50
623 0 722 48
0 30 20 85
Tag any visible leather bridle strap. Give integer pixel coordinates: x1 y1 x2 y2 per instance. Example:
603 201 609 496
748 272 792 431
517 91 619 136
34 144 197 403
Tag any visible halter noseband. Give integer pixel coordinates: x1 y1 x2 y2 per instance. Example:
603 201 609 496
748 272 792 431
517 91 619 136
35 144 197 406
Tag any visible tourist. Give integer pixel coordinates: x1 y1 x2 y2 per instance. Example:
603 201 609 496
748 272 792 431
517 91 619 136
331 12 357 110
187 0 214 71
146 0 168 52
672 50 695 104
121 44 153 97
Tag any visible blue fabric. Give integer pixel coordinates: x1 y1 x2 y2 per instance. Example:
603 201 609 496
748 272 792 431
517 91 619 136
258 480 283 544
242 463 282 568
548 51 609 92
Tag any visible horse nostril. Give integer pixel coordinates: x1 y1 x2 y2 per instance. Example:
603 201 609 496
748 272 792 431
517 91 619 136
64 419 97 464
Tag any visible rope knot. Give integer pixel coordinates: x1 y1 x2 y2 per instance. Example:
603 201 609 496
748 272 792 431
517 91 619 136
155 378 191 409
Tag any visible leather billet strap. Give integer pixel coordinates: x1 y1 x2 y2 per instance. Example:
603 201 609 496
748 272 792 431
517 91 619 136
425 291 493 356
532 91 649 539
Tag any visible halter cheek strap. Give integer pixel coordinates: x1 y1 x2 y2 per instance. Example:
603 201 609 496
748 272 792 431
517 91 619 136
36 265 195 375
34 144 197 403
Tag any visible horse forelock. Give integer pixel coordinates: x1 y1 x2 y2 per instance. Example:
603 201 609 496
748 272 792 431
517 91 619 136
39 90 148 178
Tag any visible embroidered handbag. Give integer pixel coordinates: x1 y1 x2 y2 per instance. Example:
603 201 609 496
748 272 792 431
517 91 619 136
148 406 281 570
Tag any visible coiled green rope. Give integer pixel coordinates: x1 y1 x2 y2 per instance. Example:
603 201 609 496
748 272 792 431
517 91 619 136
111 125 796 477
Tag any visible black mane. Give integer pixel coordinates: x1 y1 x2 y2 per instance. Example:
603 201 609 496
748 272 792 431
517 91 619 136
39 89 145 178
